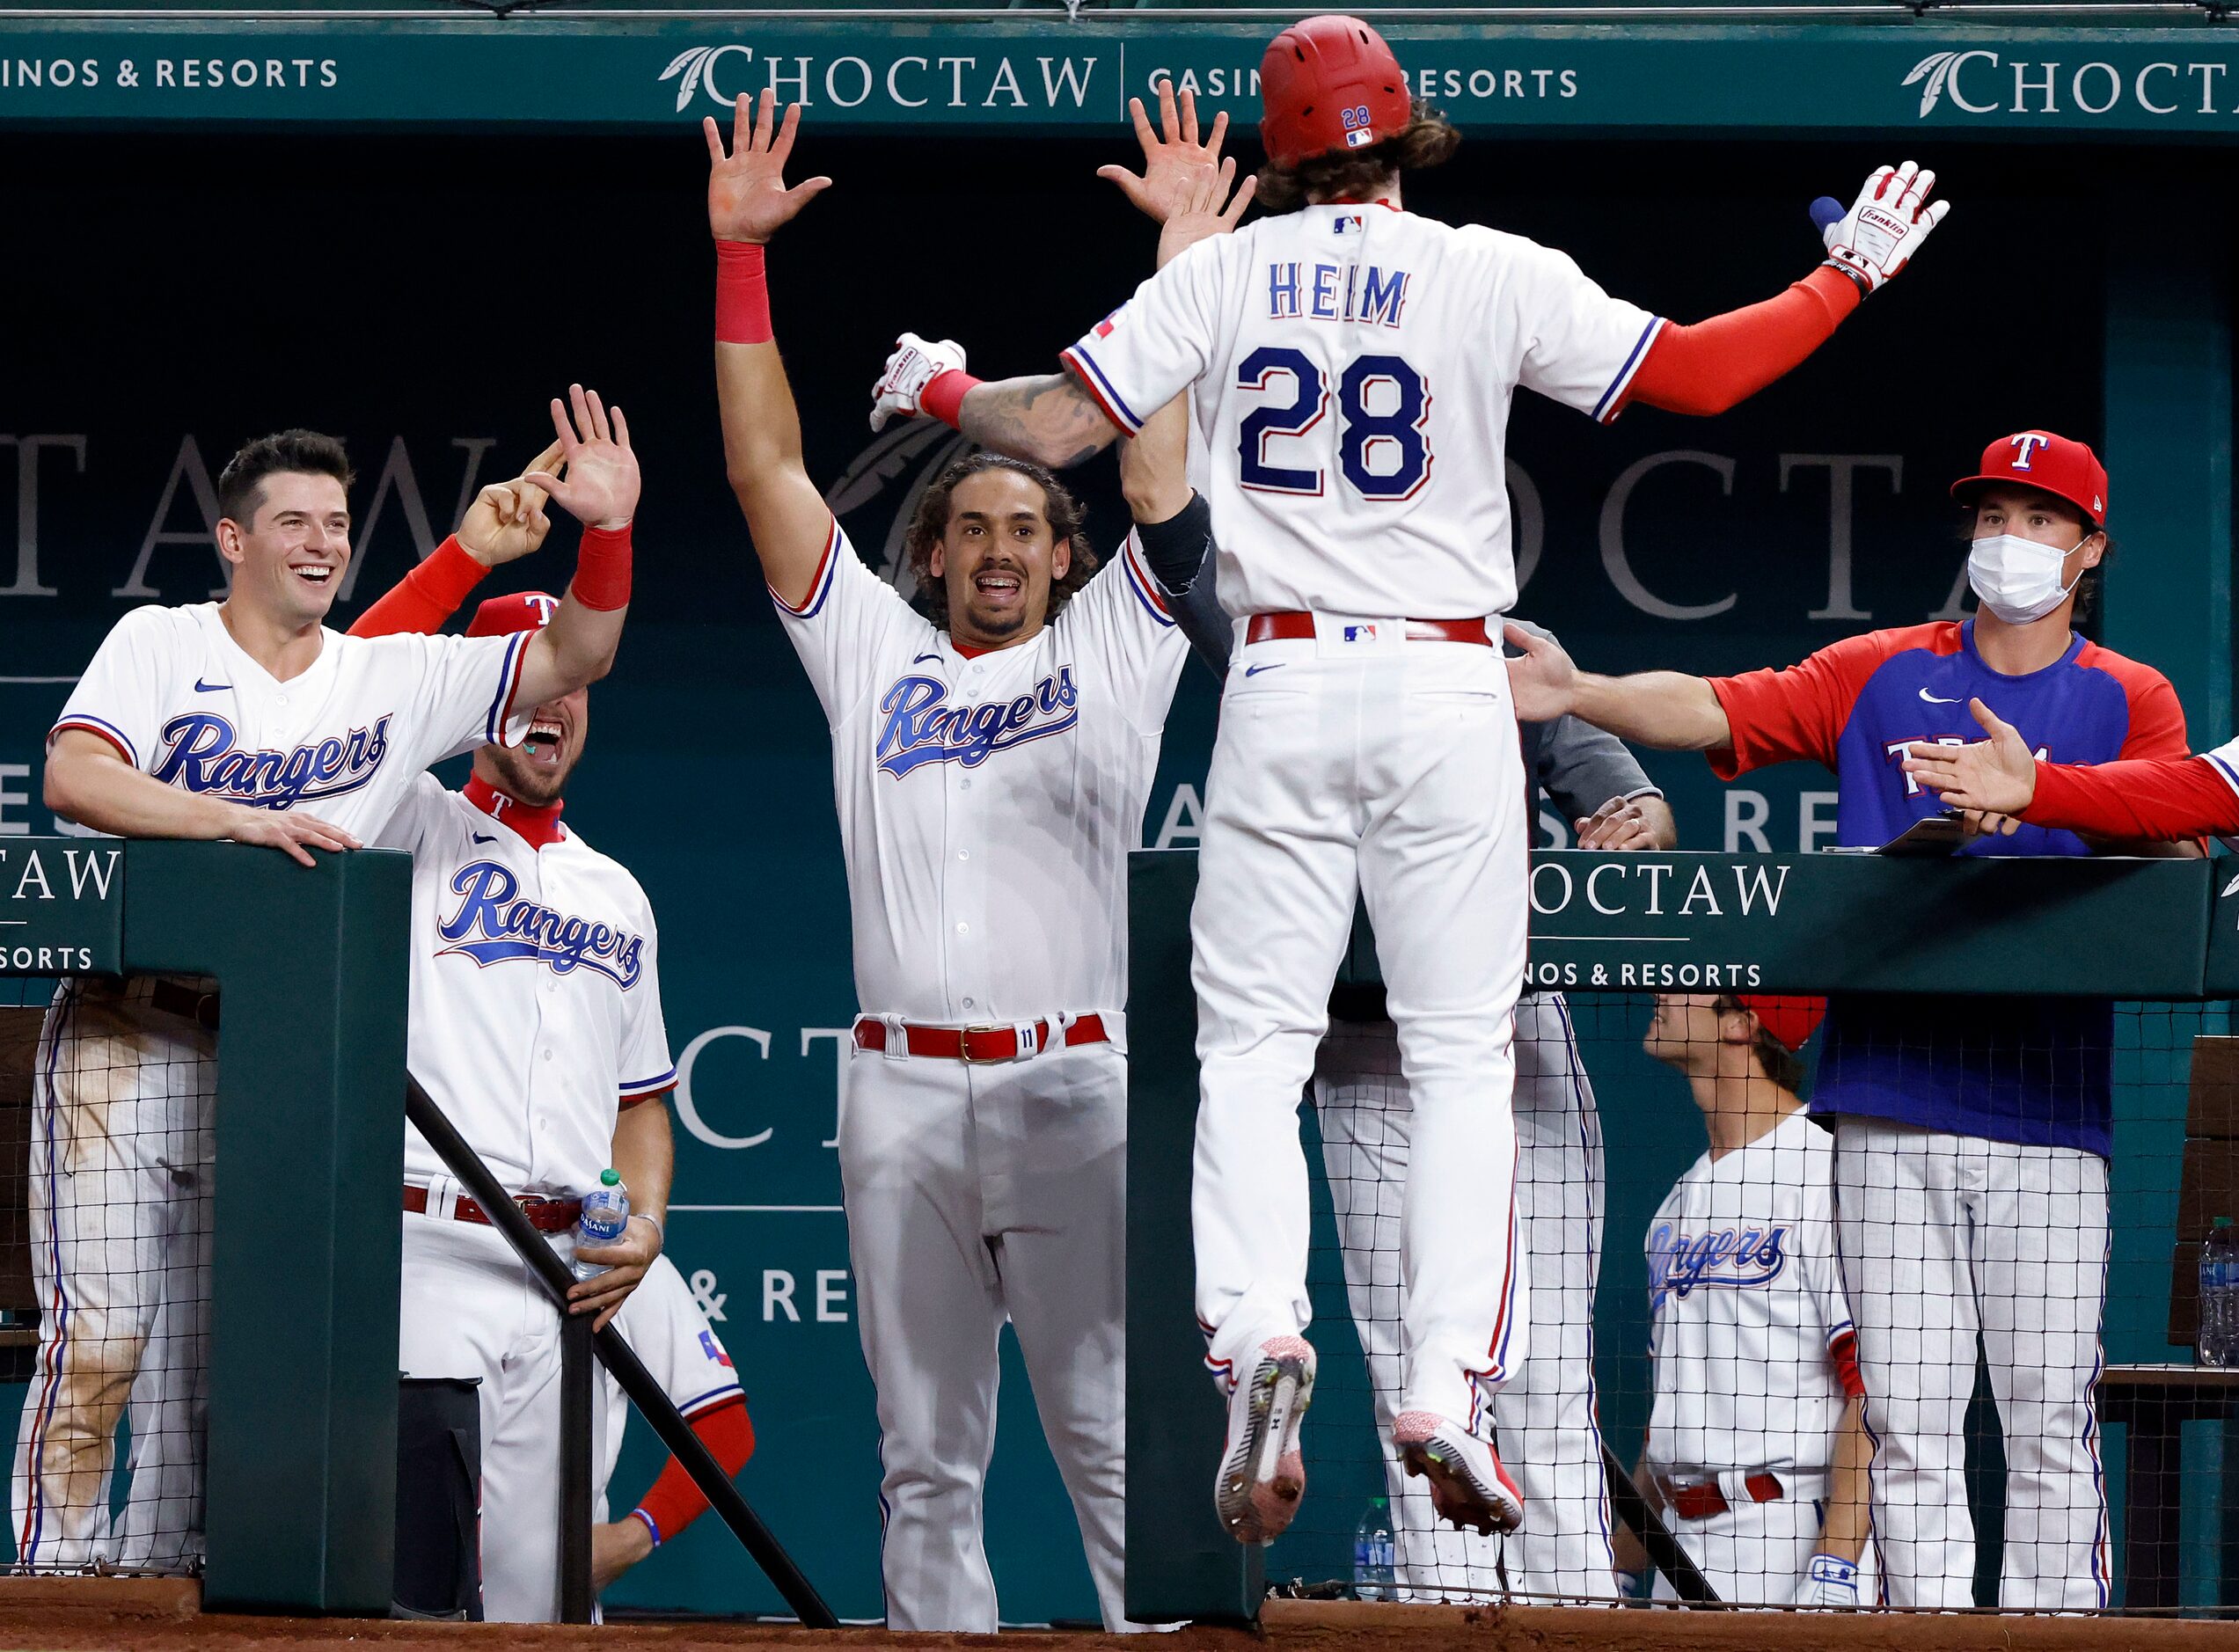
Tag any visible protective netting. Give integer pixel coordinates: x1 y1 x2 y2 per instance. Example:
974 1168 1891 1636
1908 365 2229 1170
1267 991 2234 1614
0 976 216 1577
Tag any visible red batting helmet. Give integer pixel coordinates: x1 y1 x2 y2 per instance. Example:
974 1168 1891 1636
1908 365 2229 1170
1734 995 1827 1055
1259 15 1412 170
1950 430 2108 527
465 591 561 639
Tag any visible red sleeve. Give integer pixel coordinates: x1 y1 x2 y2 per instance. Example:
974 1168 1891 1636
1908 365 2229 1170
348 536 488 639
627 1393 755 1546
2026 755 2239 840
1704 626 1938 779
1828 1330 1867 1401
1621 267 1860 419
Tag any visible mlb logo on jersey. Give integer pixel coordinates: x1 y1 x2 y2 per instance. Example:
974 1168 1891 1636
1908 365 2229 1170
1333 213 1365 236
1342 624 1379 644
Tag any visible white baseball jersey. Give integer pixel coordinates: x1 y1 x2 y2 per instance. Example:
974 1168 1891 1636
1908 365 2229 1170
609 1254 742 1430
378 773 674 1195
775 516 1187 1022
52 602 532 835
1644 1111 1861 1477
1062 203 1660 618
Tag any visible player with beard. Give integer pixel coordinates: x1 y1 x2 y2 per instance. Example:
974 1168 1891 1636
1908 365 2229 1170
342 450 680 1620
699 89 1238 1630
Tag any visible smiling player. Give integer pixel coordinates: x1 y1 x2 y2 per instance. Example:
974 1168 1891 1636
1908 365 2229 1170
701 91 1235 1629
18 397 636 1575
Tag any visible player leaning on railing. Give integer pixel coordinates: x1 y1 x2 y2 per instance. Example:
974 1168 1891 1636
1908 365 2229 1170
870 10 1949 1548
1508 430 2195 1609
20 396 635 1576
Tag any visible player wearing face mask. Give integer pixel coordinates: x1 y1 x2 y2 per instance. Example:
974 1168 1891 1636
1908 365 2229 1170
1503 428 2197 1611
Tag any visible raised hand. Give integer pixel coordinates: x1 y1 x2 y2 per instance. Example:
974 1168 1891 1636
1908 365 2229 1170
457 439 562 568
1901 698 2036 819
869 333 968 433
705 88 832 245
1098 80 1233 227
1820 160 1950 293
526 386 639 530
1157 154 1255 268
1504 622 1579 724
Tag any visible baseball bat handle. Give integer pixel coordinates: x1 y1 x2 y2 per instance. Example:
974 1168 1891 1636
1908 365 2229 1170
1598 1439 1723 1605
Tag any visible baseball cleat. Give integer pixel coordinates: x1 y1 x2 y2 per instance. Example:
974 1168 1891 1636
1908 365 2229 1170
1394 1410 1524 1537
1214 1334 1317 1546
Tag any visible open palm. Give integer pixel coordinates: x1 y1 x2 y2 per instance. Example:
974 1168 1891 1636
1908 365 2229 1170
526 385 639 530
1099 81 1233 226
706 88 831 245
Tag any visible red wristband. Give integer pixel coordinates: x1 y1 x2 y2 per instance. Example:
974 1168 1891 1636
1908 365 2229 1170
921 369 981 431
567 522 633 612
714 241 772 346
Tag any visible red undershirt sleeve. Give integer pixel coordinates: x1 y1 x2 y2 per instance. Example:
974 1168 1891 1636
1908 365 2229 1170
2026 756 2239 841
348 536 489 639
628 1395 756 1546
1621 267 1862 419
1829 1330 1868 1401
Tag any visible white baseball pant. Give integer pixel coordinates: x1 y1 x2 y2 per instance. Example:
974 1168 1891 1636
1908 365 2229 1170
1831 1118 2111 1609
13 981 214 1574
398 1204 604 1623
1193 629 1529 1432
839 1030 1130 1633
1645 1469 1875 1606
1313 995 1617 1601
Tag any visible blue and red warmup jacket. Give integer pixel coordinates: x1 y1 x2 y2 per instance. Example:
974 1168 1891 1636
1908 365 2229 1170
1707 619 2188 1158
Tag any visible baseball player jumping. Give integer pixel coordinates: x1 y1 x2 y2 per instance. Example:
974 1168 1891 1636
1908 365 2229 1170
1623 994 1874 1608
703 91 1228 1630
21 398 637 1574
872 13 1947 1543
1509 430 2193 1607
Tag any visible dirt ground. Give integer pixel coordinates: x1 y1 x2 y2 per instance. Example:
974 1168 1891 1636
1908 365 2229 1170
0 1584 2230 1652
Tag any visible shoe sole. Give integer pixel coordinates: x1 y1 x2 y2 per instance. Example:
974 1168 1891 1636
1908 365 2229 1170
1398 1429 1524 1538
1214 1345 1315 1546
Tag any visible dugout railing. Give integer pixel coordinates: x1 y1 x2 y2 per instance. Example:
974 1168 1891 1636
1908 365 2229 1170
0 838 412 1615
1126 847 2235 1623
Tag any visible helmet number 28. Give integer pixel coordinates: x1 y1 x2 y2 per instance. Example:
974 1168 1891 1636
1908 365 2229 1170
1235 346 1431 502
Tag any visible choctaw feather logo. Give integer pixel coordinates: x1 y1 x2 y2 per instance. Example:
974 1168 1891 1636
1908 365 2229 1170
1903 51 1962 118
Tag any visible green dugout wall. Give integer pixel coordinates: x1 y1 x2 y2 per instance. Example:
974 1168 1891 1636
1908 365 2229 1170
2 0 2237 1622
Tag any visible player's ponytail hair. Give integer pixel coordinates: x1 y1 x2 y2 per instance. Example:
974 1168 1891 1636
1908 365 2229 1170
1255 100 1460 214
904 452 1101 630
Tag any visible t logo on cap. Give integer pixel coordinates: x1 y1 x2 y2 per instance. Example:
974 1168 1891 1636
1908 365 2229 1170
2009 432 2052 471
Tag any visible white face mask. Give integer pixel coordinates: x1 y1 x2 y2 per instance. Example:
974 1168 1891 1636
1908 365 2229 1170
1967 531 2087 625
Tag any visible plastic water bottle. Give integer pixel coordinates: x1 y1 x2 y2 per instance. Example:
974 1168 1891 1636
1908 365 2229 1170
2200 1216 2239 1367
1353 1495 1396 1601
571 1169 630 1281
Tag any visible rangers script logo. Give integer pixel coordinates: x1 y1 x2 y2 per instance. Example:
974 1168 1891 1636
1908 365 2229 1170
874 669 1080 778
152 712 391 809
437 860 647 988
1647 1222 1792 1306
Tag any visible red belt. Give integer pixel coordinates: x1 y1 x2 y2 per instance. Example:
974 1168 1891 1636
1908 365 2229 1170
403 1184 583 1234
1245 612 1493 647
1659 1472 1785 1522
852 1013 1110 1064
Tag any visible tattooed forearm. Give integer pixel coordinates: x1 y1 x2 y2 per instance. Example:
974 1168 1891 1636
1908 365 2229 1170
959 372 1121 470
